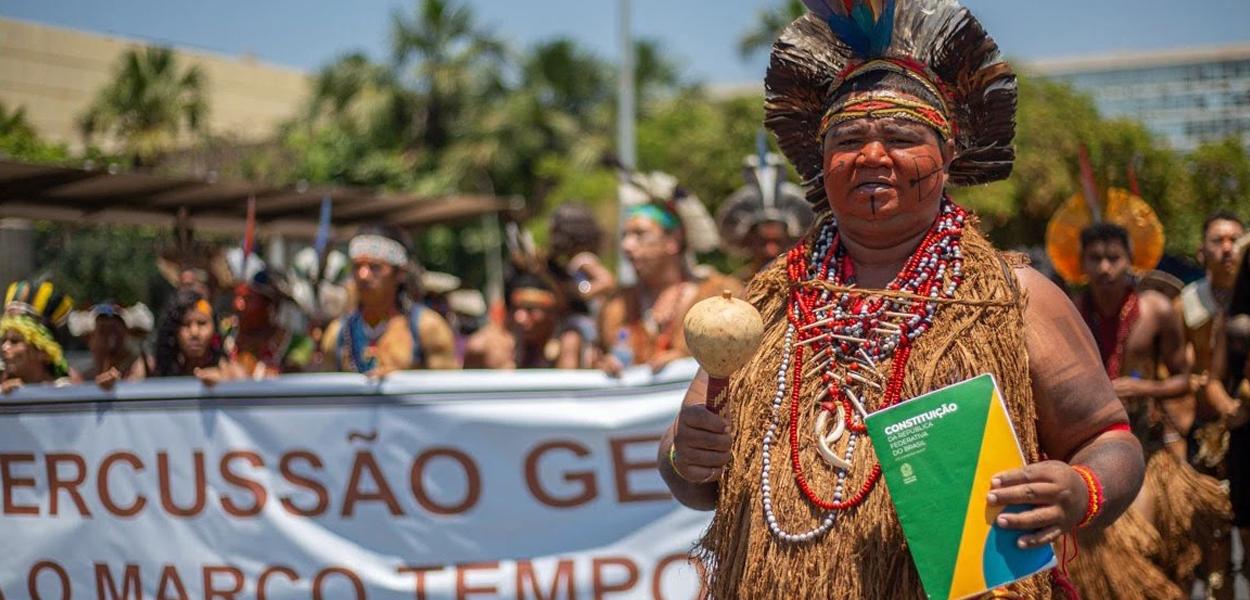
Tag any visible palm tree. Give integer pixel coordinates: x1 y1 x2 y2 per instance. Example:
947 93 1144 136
389 0 504 153
79 46 207 166
521 39 611 122
0 102 36 139
739 0 805 59
634 39 683 107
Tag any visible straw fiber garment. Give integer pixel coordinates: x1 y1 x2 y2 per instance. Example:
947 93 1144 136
696 224 1059 599
1068 446 1230 598
1067 504 1182 600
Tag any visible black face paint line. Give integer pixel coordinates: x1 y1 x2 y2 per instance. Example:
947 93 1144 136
870 191 882 218
908 156 944 202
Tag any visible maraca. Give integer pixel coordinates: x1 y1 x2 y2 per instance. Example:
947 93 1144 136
683 290 764 412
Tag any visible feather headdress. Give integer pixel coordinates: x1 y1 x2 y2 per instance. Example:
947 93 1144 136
717 134 815 253
768 0 1017 208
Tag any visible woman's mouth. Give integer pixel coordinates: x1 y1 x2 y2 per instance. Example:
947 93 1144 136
854 181 894 194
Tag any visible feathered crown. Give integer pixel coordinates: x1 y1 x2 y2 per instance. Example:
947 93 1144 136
717 134 815 252
766 0 1017 208
5 280 73 328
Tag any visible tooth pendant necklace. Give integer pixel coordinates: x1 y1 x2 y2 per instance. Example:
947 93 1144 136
761 198 967 543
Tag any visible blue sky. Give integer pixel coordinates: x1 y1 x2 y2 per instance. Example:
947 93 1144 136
4 0 1250 84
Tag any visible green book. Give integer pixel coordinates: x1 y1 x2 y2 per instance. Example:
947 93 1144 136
865 374 1056 600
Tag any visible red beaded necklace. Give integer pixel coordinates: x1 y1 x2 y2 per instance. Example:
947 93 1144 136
776 199 967 513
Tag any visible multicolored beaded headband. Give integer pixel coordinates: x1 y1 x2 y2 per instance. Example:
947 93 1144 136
820 93 954 141
820 58 955 139
348 234 409 267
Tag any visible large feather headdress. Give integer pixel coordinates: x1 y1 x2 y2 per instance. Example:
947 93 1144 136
766 0 1017 208
717 136 815 252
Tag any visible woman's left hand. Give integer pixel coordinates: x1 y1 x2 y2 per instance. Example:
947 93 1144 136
987 460 1090 548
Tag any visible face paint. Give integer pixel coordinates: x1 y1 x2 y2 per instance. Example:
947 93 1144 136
821 109 950 242
909 156 943 203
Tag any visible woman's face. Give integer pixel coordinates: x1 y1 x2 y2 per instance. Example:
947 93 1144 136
1 330 44 374
822 106 953 247
177 307 215 360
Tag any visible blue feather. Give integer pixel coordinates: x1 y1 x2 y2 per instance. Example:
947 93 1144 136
871 0 895 56
313 195 332 258
819 0 896 59
825 13 872 56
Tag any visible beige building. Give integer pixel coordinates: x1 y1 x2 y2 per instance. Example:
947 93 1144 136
0 17 310 149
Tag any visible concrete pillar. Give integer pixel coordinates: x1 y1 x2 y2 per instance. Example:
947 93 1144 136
0 218 34 286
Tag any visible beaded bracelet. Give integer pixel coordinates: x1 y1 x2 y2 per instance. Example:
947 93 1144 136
1070 465 1104 529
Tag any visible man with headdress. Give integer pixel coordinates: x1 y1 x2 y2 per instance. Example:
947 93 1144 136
1069 223 1231 598
658 2 1144 597
156 210 232 299
322 225 458 375
1 280 74 394
68 302 153 390
597 172 743 376
220 257 314 379
716 142 815 280
464 265 590 370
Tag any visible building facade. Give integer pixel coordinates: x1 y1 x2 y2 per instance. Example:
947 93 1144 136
1030 44 1250 152
0 17 309 150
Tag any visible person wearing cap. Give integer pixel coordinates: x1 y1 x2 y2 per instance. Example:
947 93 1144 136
1 280 74 394
598 174 743 376
659 2 1142 597
322 225 457 375
68 302 154 390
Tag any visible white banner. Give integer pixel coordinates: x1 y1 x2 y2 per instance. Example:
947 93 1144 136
0 361 711 600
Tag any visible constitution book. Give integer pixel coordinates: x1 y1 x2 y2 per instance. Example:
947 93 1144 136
864 374 1056 600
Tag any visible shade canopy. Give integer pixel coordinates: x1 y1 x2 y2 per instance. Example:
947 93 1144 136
0 159 522 238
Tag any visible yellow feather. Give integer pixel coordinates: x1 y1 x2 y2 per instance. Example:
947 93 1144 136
50 296 73 326
4 282 15 305
32 281 53 314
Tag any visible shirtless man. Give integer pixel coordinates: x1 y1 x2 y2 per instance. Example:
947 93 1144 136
1183 212 1247 458
1180 212 1244 599
323 225 458 375
1078 222 1229 594
464 270 589 370
597 203 741 375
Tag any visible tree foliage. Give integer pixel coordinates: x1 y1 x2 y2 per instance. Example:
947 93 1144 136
78 46 207 166
9 0 1250 307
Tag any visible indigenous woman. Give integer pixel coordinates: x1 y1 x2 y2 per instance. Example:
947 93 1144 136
1 280 73 394
658 1 1145 597
153 288 229 384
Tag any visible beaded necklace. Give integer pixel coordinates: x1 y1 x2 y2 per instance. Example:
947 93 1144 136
761 198 967 543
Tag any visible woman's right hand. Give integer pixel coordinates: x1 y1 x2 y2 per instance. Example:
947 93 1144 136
671 404 732 483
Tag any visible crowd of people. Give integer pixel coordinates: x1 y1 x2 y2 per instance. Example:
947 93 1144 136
2 0 1249 596
0 149 813 393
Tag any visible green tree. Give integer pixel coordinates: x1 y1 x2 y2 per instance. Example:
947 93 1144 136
390 0 505 154
952 76 1193 253
0 102 69 163
78 46 207 166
